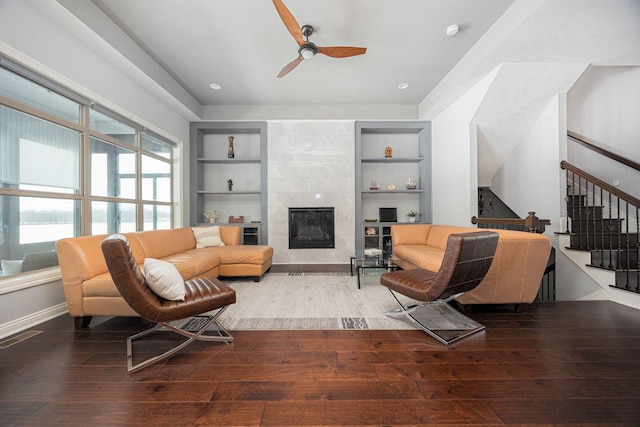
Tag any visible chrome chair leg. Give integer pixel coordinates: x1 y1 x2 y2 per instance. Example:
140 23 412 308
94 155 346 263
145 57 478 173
127 306 233 373
384 289 484 346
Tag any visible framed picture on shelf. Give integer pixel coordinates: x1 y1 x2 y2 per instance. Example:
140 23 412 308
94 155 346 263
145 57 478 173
379 207 397 223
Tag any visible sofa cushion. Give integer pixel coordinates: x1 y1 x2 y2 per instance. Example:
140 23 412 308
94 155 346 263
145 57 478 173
162 251 220 278
425 225 472 250
83 272 123 297
131 229 196 259
391 224 431 246
203 245 273 265
393 245 444 271
192 226 225 248
144 258 186 301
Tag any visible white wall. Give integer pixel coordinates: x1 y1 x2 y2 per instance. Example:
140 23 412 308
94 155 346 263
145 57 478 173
568 66 640 161
488 93 608 302
429 67 499 226
491 95 564 230
0 0 191 337
568 66 640 200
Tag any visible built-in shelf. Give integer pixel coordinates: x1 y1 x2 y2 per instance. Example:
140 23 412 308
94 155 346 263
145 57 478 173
362 190 426 194
194 223 263 245
197 158 261 164
361 157 425 163
190 121 268 244
355 121 432 254
196 191 262 195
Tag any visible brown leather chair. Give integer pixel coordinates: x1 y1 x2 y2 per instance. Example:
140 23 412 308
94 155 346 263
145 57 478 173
101 234 236 373
380 231 499 345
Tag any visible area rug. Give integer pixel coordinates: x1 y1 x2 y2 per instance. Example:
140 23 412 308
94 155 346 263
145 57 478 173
217 272 421 331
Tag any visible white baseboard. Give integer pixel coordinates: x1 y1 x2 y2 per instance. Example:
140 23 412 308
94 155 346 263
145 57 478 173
0 303 68 340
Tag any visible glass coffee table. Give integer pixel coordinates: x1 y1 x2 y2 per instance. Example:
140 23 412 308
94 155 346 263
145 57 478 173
350 250 400 289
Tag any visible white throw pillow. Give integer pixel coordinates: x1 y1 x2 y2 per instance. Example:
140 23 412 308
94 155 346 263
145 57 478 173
1 259 23 275
192 226 225 248
143 258 186 301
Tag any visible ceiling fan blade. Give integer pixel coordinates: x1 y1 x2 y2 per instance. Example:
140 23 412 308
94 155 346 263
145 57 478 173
277 56 304 78
272 0 304 45
318 46 367 58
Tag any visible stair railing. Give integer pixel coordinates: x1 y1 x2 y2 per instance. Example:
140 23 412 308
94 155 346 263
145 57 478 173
471 211 551 233
561 160 640 293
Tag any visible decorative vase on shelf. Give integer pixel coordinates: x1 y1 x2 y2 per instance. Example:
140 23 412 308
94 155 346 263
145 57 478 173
209 218 216 224
409 217 416 223
385 146 392 158
227 136 235 159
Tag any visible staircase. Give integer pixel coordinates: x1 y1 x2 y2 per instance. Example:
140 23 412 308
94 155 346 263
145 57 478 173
562 162 640 293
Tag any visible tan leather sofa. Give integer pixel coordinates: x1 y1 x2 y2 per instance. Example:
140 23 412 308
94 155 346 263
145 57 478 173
56 226 272 329
391 224 551 308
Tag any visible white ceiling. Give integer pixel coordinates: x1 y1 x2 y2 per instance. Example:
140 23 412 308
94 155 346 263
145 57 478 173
34 0 640 184
56 0 515 108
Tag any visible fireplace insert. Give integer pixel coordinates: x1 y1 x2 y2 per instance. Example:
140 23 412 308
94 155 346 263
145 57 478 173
289 207 335 249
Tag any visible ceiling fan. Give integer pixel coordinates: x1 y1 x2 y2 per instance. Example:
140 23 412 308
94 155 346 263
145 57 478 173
272 0 367 78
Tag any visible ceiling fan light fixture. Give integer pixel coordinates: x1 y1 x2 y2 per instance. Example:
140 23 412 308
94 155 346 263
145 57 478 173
299 44 317 59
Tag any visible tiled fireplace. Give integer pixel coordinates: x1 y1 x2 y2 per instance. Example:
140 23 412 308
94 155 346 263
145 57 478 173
268 121 355 264
288 207 335 249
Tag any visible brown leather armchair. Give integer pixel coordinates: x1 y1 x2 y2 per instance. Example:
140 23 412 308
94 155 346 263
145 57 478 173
380 231 499 345
101 234 236 373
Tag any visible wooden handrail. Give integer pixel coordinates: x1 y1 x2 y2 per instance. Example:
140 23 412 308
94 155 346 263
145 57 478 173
472 212 551 233
568 131 640 173
560 160 640 208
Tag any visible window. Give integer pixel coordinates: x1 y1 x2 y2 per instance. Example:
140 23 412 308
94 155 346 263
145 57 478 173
0 62 175 278
90 138 137 198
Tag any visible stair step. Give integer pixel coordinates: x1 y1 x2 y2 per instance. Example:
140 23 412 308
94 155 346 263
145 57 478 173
591 249 639 269
569 233 638 250
566 194 587 206
613 270 640 291
567 206 603 219
569 218 624 233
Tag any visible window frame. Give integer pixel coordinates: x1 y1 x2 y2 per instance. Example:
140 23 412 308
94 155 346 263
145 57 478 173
0 59 176 289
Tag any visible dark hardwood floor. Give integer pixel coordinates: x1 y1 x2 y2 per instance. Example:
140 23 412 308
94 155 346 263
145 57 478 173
2 300 640 426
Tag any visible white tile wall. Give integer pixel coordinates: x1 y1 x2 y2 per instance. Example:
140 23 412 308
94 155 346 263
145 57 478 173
268 121 355 264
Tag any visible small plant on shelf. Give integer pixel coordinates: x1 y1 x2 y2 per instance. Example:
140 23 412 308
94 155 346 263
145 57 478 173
407 210 418 223
204 210 220 223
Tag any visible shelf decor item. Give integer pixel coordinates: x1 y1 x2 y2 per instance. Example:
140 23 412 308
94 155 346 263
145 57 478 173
369 180 380 190
405 176 417 189
227 136 235 158
227 179 233 191
407 210 418 223
204 210 220 224
379 207 397 223
385 146 392 158
229 216 244 223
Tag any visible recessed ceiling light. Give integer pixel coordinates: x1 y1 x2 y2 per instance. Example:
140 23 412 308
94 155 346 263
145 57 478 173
397 82 410 90
209 83 222 90
446 24 459 37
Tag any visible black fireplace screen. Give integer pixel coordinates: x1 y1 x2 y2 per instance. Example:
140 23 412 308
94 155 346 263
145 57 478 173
289 207 335 249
